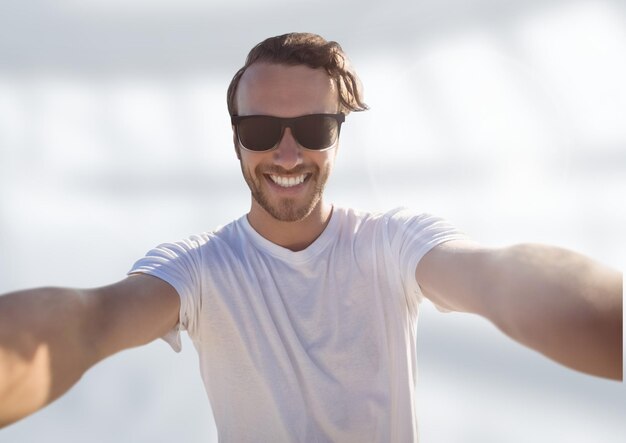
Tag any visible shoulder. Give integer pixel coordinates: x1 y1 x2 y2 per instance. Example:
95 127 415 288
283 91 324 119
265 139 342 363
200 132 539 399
338 206 435 223
174 217 246 251
331 207 387 240
331 207 457 253
337 206 452 236
132 217 246 268
333 206 403 227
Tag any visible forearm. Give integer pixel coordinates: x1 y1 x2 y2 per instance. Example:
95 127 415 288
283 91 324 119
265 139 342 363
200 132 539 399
0 287 96 427
486 244 622 380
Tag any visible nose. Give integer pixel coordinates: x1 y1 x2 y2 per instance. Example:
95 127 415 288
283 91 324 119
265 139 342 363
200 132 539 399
273 127 303 170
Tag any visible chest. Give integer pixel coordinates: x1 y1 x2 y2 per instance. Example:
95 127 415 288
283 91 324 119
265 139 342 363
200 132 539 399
190 240 417 439
196 245 409 376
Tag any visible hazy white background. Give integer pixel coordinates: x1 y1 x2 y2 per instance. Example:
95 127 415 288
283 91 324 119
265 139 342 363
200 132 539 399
1 0 625 442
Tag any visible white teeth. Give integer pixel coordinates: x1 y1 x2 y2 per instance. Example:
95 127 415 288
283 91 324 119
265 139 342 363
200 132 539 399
269 174 307 188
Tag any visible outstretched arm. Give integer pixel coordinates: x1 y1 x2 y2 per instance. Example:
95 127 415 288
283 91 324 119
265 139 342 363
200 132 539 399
416 241 622 380
0 274 180 427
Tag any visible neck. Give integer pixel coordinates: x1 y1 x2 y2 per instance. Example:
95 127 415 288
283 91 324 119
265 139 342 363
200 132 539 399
247 200 333 252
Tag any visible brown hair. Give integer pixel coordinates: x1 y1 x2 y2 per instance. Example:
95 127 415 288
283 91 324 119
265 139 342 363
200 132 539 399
227 32 368 116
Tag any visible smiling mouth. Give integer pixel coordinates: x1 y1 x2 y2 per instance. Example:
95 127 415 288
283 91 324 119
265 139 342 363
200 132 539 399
267 173 310 188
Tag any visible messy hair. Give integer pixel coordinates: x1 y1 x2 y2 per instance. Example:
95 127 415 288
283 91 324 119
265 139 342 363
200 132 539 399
227 32 368 115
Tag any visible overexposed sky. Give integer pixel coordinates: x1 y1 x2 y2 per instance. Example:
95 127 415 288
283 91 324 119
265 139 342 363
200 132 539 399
1 1 625 442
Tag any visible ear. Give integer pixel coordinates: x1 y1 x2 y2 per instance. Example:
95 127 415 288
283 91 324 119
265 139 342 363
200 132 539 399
232 126 241 160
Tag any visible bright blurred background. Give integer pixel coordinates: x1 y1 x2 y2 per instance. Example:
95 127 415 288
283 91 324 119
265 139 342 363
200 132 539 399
1 0 625 442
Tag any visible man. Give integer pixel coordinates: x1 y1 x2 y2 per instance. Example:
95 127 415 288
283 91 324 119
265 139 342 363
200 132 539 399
0 32 622 441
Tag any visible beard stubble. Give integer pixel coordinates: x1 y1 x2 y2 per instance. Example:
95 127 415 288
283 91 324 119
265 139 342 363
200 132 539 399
242 163 331 222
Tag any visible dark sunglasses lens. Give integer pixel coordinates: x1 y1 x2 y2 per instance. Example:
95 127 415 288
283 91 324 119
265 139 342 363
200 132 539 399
238 117 282 151
294 115 339 150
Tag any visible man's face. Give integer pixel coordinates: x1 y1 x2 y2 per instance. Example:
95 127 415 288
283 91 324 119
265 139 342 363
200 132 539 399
234 63 340 222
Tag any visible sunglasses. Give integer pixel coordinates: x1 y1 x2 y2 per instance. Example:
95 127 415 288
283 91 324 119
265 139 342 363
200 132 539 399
231 113 345 152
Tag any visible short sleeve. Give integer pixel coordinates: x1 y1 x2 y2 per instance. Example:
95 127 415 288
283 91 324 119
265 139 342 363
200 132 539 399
385 208 470 307
128 236 206 352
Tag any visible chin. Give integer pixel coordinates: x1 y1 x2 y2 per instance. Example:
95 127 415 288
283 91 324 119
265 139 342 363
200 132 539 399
258 195 322 222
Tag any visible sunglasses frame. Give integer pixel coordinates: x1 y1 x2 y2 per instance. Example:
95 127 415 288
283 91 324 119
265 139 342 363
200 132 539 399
231 113 345 152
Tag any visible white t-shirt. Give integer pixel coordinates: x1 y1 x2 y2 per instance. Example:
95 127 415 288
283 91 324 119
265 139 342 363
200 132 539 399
129 207 467 442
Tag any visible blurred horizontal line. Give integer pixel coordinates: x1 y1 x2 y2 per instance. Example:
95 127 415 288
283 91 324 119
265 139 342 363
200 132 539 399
561 144 626 173
0 0 588 74
419 310 626 413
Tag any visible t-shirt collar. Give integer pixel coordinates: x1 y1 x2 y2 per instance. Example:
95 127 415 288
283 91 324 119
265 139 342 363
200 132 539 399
239 206 341 262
